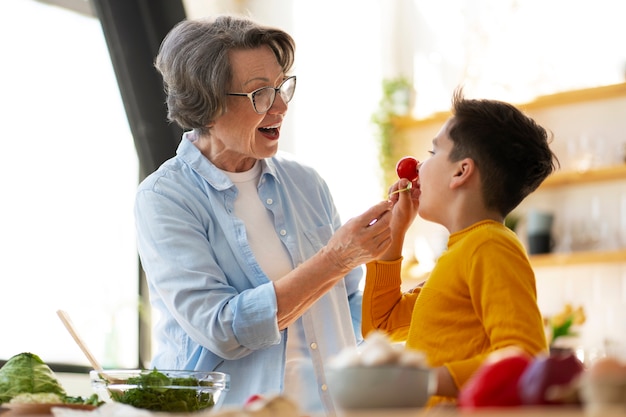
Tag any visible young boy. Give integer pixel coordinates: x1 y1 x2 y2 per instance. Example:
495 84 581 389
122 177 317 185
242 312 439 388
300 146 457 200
362 88 559 405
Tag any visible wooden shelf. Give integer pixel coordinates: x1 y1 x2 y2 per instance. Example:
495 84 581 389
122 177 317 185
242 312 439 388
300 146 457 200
391 82 626 130
530 249 626 267
521 82 626 111
540 164 626 188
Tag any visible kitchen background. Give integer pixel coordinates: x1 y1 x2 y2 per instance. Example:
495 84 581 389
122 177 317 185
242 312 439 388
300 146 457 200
1 0 625 395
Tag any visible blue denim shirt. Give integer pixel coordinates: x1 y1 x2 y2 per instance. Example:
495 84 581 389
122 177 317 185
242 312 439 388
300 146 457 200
134 134 363 415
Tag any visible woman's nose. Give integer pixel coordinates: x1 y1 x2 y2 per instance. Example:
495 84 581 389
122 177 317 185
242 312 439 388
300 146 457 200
267 93 288 115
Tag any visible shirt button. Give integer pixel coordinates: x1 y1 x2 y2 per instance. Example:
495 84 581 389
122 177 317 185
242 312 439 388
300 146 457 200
321 384 328 391
280 229 287 236
266 198 273 205
310 342 318 350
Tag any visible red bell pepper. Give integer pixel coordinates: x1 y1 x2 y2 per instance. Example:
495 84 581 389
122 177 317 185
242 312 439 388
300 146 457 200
458 351 532 408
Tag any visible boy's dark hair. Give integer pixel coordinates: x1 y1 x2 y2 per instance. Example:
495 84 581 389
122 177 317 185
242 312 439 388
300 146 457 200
448 88 559 216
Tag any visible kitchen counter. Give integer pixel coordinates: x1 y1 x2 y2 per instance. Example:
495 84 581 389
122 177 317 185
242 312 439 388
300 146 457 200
2 404 624 417
331 404 622 417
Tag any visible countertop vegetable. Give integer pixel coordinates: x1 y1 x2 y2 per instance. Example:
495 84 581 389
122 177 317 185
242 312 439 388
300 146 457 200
0 352 65 404
0 352 101 406
459 349 586 409
458 349 532 407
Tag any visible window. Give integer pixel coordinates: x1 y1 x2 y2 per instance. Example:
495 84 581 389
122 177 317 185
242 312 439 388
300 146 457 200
0 0 139 369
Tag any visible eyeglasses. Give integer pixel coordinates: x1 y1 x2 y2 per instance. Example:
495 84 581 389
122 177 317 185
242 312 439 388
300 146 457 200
227 76 296 114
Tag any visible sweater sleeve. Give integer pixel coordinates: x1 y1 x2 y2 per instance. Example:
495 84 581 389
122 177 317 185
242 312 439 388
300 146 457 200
361 258 417 342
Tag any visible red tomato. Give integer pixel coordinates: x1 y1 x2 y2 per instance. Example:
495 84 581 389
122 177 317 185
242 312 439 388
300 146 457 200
395 156 419 181
244 394 265 407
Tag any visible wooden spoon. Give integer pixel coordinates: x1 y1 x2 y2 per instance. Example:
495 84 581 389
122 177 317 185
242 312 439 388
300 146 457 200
56 310 103 369
56 309 121 383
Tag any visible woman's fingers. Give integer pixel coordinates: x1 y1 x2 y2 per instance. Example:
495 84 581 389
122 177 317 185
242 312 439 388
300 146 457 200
326 201 395 269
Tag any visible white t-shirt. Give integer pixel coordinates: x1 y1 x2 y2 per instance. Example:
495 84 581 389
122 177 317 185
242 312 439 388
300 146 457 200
223 161 313 407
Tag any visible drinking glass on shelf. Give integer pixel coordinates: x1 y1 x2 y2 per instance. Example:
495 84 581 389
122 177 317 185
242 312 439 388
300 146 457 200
566 133 594 172
565 132 615 172
620 192 626 248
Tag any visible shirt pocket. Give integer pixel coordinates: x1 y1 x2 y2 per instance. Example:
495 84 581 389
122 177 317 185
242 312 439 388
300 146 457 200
303 224 334 252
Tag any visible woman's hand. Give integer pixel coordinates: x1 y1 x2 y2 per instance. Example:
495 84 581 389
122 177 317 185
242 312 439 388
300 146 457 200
274 200 393 329
323 200 393 272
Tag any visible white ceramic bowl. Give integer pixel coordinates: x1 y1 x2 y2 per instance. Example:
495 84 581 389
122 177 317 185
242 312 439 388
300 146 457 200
326 365 435 409
90 369 229 412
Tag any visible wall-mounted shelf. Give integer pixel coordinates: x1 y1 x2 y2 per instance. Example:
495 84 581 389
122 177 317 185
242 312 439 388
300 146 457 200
540 164 626 189
392 82 626 130
530 249 626 267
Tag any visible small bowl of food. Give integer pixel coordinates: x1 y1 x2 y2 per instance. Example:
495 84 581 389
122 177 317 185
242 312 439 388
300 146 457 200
326 364 434 409
90 369 229 412
326 331 435 409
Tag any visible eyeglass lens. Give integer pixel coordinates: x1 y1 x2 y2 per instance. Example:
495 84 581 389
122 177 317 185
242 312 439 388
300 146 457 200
253 76 296 113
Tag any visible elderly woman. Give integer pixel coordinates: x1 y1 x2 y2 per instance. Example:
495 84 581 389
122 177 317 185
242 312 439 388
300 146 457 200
134 15 392 415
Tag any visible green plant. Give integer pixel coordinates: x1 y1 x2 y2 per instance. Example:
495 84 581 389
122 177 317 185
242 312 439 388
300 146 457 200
371 77 413 191
547 303 586 346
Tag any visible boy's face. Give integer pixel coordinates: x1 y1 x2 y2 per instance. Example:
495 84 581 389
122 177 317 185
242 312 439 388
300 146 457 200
417 118 457 223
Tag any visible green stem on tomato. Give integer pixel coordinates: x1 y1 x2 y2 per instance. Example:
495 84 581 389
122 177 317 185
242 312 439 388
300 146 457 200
388 183 412 197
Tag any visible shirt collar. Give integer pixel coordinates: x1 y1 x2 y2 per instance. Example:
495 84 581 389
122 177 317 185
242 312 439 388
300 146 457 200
177 132 281 190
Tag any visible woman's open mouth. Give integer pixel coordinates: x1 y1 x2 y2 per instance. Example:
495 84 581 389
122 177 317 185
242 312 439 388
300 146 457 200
259 124 280 140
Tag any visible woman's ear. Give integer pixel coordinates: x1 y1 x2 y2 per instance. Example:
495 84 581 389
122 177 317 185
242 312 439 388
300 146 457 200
450 158 475 189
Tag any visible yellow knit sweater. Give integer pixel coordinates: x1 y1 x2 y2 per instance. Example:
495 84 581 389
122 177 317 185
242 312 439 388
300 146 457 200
362 220 548 405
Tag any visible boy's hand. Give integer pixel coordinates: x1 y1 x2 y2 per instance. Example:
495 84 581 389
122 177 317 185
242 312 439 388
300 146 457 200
388 178 420 234
374 179 420 262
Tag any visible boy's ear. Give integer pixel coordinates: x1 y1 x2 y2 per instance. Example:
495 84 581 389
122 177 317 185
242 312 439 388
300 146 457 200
450 158 475 189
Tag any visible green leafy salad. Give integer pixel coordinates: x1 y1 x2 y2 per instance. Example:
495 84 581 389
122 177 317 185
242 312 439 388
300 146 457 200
107 369 215 412
0 352 101 406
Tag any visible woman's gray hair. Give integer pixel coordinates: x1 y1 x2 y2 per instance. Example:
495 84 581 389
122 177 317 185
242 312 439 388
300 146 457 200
155 15 295 133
